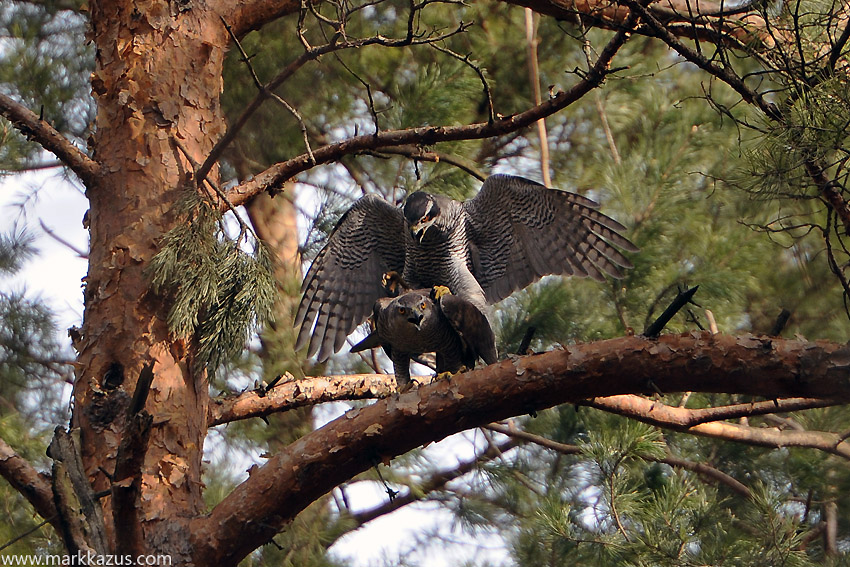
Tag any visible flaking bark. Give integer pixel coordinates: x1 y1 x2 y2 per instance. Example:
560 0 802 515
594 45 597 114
192 332 850 565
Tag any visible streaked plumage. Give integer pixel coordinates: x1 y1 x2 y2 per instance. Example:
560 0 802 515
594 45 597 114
351 288 497 388
295 174 638 361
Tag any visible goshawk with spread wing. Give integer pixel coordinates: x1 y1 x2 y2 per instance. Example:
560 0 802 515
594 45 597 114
295 174 638 361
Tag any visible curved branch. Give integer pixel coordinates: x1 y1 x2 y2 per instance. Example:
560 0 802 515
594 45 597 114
190 332 850 565
484 423 753 498
325 437 519 548
0 94 101 187
586 395 850 459
583 395 841 427
222 13 638 207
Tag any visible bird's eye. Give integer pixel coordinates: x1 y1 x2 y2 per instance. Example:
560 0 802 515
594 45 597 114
420 302 427 310
398 307 406 315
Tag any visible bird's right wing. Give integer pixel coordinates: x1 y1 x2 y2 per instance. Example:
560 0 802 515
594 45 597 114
463 175 638 304
295 195 406 361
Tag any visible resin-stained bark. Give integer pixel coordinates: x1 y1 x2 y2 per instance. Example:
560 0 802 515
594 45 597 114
73 0 230 556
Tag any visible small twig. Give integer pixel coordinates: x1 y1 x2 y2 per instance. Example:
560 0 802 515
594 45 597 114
429 43 495 123
705 309 719 334
39 219 88 258
0 516 53 553
643 285 700 337
768 308 792 336
517 326 537 355
372 463 398 501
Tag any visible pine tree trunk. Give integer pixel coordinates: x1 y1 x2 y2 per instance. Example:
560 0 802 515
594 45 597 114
72 1 229 557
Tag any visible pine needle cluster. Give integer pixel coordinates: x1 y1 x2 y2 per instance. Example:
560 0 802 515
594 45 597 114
148 195 276 372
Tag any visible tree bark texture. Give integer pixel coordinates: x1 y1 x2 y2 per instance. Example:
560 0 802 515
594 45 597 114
0 0 846 563
192 332 850 565
73 0 231 556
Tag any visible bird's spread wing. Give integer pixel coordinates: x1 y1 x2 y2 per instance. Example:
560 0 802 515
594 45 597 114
463 174 638 304
438 294 497 366
295 195 406 361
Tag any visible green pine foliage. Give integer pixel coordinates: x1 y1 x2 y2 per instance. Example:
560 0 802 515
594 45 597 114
148 196 276 372
0 233 67 556
3 0 850 564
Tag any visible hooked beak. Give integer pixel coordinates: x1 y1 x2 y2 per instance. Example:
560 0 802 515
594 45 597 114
407 311 423 329
410 219 435 243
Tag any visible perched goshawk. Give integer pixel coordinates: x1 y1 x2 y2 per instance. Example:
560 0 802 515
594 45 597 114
295 174 638 361
351 286 497 388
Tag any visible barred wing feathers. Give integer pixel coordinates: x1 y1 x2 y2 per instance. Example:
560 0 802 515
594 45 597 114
295 195 406 361
463 175 638 304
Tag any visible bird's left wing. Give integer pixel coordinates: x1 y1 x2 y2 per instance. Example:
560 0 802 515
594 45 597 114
463 174 638 304
295 195 406 361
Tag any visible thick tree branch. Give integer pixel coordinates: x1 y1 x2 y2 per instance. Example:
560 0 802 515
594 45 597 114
502 0 775 46
0 435 59 530
215 0 301 38
485 422 753 498
208 374 396 426
0 93 101 187
191 332 850 566
222 13 638 207
586 395 850 459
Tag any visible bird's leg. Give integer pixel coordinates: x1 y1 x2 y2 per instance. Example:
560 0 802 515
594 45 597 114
430 285 452 300
390 351 414 391
382 271 412 297
434 352 468 382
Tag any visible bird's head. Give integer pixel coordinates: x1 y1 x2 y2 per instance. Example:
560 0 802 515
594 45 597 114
403 191 441 244
393 293 430 330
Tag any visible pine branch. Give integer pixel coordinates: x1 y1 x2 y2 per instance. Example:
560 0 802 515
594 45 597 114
619 0 850 234
584 395 840 427
485 422 753 498
0 435 58 530
191 331 850 566
0 93 101 188
586 395 850 459
324 437 519 548
222 11 638 207
198 15 474 188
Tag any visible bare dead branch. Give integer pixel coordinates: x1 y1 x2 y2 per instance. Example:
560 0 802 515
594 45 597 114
191 331 850 565
208 373 396 426
583 395 842 427
111 363 154 559
47 428 108 556
223 13 639 206
0 93 101 188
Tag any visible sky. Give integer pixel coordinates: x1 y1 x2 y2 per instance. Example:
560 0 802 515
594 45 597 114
0 167 512 566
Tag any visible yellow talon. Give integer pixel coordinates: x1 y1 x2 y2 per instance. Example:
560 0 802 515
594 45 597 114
432 285 452 299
